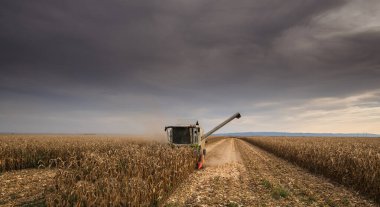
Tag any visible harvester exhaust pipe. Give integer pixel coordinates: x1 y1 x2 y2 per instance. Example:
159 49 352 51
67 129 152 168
201 112 241 140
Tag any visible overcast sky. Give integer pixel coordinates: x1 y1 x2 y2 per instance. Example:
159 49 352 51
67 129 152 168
1 0 380 134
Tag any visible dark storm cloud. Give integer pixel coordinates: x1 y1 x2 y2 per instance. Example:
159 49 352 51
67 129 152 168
0 0 346 93
1 0 380 133
314 31 380 68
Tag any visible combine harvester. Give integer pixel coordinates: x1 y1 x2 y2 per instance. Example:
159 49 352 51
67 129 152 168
165 112 241 169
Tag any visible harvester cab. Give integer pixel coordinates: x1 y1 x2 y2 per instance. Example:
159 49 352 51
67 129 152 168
165 122 203 146
165 112 241 169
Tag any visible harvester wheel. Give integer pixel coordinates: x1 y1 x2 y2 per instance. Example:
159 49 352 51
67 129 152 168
197 154 204 169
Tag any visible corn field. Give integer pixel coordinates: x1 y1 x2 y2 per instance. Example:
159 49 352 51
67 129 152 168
241 137 380 203
0 135 197 206
0 135 148 172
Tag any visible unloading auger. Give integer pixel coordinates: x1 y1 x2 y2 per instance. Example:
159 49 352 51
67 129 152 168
164 112 241 169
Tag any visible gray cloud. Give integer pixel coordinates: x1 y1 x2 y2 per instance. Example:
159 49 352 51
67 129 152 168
1 0 380 134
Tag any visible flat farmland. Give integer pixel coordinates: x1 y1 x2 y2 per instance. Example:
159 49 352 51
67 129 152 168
166 137 379 206
1 135 379 206
241 137 380 204
0 135 196 206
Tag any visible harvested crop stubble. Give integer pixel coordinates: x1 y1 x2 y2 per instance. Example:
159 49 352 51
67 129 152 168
241 137 380 203
45 143 197 206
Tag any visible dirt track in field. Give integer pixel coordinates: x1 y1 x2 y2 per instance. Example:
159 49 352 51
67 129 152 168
164 138 377 207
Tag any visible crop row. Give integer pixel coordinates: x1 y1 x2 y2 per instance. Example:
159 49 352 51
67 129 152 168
0 135 197 206
0 135 149 172
45 143 196 206
241 137 380 203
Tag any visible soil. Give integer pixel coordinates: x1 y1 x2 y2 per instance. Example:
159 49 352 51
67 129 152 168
164 138 378 207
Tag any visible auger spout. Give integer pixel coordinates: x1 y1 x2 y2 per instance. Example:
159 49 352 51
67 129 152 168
201 112 241 140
